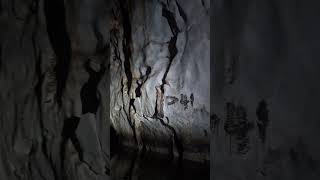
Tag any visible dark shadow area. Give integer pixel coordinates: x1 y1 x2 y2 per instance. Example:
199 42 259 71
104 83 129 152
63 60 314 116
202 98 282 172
111 148 209 180
80 60 106 114
110 125 120 158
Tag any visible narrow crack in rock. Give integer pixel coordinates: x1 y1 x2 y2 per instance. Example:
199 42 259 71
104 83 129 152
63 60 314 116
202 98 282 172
110 28 122 64
121 79 138 145
153 4 179 119
119 0 133 96
157 117 184 162
150 3 185 161
175 0 188 23
135 66 151 98
43 0 71 106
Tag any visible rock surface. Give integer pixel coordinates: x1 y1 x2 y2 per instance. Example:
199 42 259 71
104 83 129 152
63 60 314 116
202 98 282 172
0 0 210 179
109 0 210 161
212 0 320 180
0 0 111 179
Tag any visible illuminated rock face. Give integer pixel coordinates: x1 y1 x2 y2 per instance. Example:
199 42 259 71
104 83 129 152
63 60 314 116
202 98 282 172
0 0 209 179
109 0 210 161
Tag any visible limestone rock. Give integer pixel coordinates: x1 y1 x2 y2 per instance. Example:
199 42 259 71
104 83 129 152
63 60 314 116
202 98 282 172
109 0 210 161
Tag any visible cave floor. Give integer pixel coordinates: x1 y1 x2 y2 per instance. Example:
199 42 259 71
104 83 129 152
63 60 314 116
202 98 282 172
111 148 209 180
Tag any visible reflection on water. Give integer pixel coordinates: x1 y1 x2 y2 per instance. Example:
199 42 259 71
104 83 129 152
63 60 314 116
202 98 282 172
111 148 209 180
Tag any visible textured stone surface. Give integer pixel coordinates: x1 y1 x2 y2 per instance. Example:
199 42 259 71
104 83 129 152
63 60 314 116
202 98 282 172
212 0 320 180
109 0 210 161
0 0 210 179
0 0 110 179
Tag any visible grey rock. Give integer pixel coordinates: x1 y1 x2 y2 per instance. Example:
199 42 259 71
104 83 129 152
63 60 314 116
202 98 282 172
110 0 210 161
0 0 210 179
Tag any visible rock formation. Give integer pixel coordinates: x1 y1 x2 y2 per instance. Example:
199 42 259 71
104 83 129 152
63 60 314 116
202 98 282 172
0 0 210 179
109 0 210 162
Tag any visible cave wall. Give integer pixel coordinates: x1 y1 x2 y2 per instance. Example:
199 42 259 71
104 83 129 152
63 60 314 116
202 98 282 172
0 0 111 179
0 0 210 179
109 0 210 161
212 0 320 179
3 0 320 179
